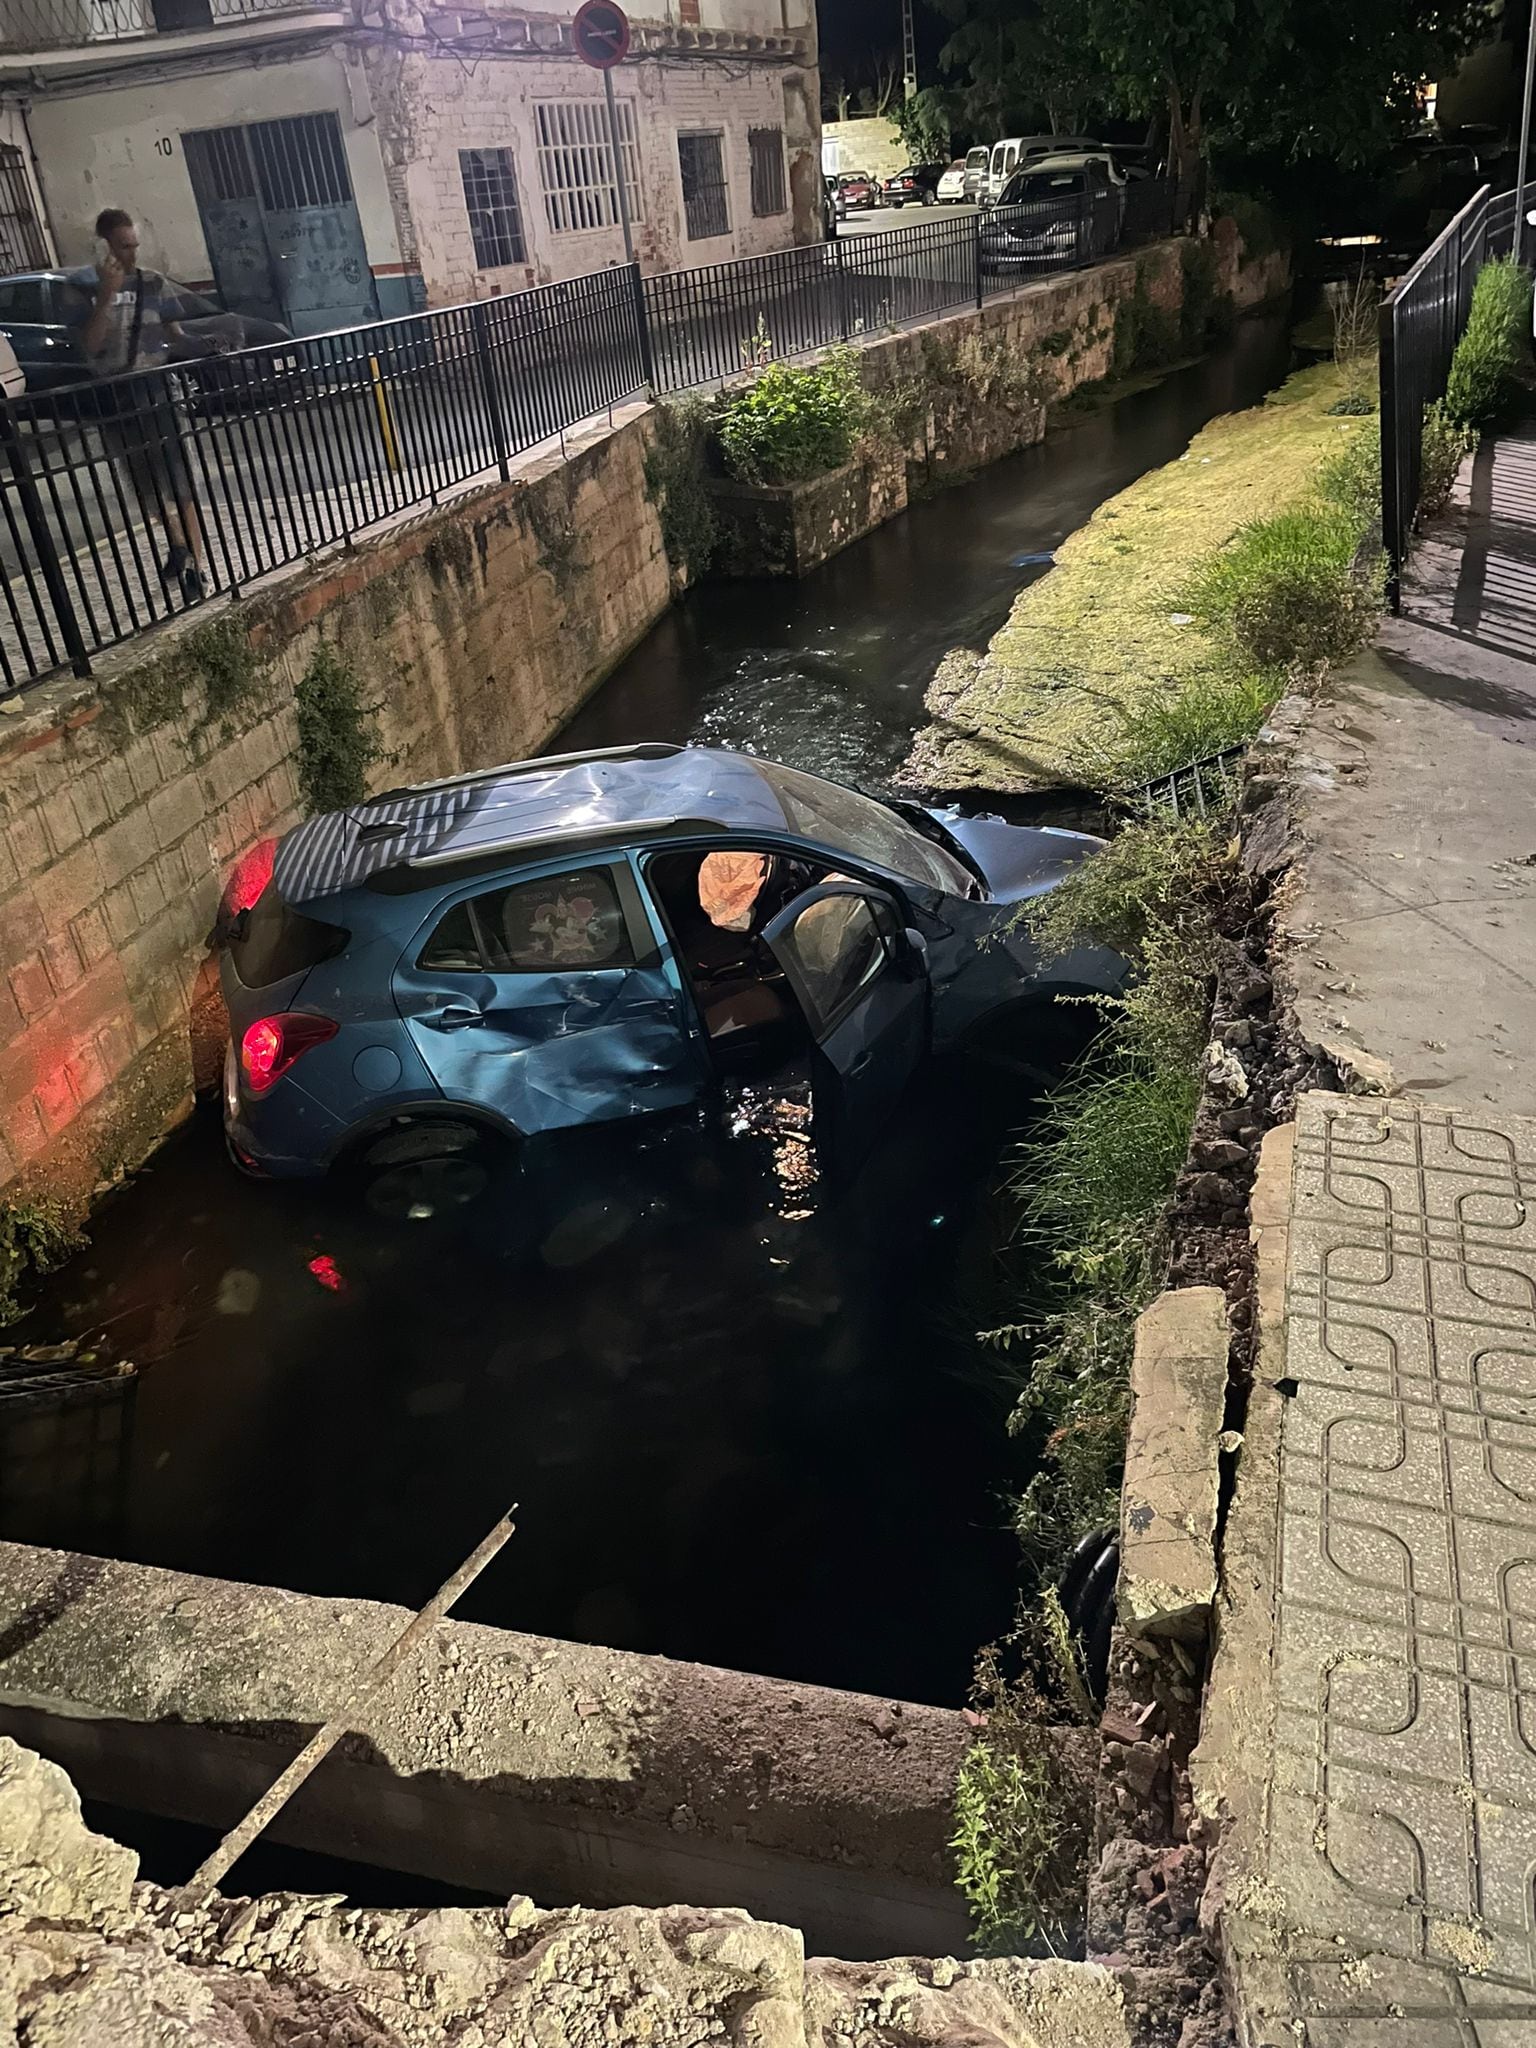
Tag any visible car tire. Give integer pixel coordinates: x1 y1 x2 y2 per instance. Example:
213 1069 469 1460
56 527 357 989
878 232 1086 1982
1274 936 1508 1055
346 1118 512 1223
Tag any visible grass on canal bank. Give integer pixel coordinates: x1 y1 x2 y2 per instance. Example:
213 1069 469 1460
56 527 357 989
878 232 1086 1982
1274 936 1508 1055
910 359 1372 795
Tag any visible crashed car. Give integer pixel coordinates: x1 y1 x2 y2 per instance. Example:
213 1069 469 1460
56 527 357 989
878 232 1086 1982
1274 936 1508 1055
214 744 1122 1186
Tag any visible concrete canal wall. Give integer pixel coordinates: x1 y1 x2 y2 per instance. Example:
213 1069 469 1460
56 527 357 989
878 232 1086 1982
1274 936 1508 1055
0 1541 986 1959
0 226 1289 1212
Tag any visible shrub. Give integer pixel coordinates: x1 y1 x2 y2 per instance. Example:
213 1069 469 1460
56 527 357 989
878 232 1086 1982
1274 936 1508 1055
1193 501 1380 669
644 397 717 575
1070 667 1277 794
714 348 869 484
294 642 380 816
0 1200 81 1327
1444 257 1534 433
1419 400 1473 520
1317 418 1381 525
951 1638 1092 1950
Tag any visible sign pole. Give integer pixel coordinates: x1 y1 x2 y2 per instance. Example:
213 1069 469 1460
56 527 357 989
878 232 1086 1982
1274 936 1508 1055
1515 0 1536 266
603 62 636 267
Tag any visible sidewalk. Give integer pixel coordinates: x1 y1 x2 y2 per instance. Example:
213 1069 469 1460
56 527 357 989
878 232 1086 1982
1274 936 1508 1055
1195 431 1536 2045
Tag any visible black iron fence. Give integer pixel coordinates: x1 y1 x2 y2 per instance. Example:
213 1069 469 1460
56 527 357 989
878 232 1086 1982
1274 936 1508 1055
0 180 1177 694
1379 183 1517 605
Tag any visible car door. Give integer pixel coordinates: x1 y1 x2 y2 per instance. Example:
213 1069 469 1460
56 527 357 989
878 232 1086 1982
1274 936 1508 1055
391 857 708 1136
761 881 929 1173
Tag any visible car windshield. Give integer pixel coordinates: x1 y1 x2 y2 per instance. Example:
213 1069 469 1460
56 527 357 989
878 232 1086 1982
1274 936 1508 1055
1003 170 1084 204
757 762 973 893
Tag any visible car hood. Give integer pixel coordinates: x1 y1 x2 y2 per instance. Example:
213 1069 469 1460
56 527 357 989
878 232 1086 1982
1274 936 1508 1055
928 810 1102 903
915 810 1125 1042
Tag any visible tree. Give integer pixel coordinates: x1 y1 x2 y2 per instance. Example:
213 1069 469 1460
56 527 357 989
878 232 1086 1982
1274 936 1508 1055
893 87 956 163
855 50 903 117
933 0 1488 201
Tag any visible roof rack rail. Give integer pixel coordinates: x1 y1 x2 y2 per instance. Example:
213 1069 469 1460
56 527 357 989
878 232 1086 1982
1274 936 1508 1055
360 743 685 811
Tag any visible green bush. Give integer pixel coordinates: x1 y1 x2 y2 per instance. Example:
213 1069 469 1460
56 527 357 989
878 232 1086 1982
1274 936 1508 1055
1419 400 1473 519
294 642 380 817
1317 419 1381 525
1193 501 1380 669
714 348 869 484
1444 257 1534 433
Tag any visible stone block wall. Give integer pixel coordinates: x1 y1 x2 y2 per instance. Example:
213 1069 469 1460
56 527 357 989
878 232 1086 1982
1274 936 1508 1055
0 407 670 1208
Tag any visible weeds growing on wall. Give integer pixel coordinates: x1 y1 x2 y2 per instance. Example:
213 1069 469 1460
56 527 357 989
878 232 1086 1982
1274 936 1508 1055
1444 256 1535 433
643 398 718 577
294 642 380 817
714 348 870 485
1112 260 1181 377
0 1199 82 1327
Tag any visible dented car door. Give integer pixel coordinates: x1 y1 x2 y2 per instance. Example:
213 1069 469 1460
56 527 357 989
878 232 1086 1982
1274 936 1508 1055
391 856 707 1134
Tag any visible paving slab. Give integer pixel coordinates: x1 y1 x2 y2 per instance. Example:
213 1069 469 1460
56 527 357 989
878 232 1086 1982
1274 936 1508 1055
1278 426 1536 1115
1200 1093 1536 2046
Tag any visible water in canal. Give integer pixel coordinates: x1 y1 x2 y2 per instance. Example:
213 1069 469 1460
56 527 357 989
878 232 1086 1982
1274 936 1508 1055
5 315 1291 1707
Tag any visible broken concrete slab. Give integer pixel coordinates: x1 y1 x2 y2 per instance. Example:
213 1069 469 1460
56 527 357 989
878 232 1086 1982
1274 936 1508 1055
1117 1285 1229 1645
0 1542 972 1961
0 1733 1135 2048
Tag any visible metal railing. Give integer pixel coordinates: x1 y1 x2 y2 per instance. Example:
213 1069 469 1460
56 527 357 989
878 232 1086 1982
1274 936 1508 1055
0 181 1177 693
1379 183 1518 606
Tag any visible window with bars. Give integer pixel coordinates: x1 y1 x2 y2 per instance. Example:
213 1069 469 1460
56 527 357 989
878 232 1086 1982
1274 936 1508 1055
248 113 353 210
678 131 729 241
748 127 786 217
534 99 642 236
0 146 46 273
459 147 526 269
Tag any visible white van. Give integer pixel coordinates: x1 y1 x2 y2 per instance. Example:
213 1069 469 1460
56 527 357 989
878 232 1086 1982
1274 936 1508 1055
986 135 1100 204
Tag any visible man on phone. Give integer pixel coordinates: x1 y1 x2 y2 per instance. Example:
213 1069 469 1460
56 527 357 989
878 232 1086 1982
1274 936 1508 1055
72 208 207 600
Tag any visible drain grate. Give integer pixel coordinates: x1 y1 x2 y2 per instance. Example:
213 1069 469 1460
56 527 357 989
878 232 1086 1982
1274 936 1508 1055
1131 745 1245 821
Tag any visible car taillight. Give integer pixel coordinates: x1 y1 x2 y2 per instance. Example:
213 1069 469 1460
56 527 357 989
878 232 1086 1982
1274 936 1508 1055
224 838 276 916
240 1012 338 1094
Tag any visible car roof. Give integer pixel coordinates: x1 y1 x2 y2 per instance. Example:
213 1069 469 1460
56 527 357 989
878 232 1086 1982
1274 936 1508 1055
0 270 73 287
273 743 798 905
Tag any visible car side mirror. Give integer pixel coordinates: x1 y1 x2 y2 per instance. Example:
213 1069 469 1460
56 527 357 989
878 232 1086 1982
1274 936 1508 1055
899 927 930 979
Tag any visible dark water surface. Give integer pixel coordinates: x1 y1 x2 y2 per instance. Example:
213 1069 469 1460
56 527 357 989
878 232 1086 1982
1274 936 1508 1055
6 316 1291 1707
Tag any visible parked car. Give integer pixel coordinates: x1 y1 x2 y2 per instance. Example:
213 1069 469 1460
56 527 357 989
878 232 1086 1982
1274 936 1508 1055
962 145 992 204
0 269 295 408
836 172 880 211
981 165 1116 273
936 160 970 204
214 743 1122 1191
882 164 946 208
985 135 1101 204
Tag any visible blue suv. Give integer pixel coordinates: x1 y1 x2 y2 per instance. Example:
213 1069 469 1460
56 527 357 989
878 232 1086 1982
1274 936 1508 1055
216 744 1121 1191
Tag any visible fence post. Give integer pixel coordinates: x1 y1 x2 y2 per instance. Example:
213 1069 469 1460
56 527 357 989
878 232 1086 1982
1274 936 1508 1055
468 301 511 483
973 208 984 309
629 260 658 392
833 233 852 341
0 398 90 679
1377 298 1402 615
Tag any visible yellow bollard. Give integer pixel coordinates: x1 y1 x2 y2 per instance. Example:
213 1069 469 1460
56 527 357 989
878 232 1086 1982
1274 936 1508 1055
368 354 400 472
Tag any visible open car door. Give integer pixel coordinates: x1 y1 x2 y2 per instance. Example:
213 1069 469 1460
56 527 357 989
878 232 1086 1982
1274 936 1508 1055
762 882 929 1174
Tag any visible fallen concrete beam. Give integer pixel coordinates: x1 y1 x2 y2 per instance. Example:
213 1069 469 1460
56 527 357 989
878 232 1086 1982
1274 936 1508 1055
1117 1285 1229 1644
0 1542 972 1960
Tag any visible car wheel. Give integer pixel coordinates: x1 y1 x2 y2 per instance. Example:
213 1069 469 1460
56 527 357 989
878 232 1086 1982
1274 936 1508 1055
347 1119 510 1222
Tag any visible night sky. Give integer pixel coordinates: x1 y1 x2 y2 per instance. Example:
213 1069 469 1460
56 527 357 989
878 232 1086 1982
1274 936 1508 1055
818 0 950 99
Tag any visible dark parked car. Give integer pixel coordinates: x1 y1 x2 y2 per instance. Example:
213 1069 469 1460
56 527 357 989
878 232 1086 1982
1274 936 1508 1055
980 165 1119 273
214 743 1122 1191
836 172 879 211
0 270 293 406
882 164 946 209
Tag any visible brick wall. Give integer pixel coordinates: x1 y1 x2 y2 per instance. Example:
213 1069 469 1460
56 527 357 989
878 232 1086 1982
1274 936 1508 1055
0 408 670 1208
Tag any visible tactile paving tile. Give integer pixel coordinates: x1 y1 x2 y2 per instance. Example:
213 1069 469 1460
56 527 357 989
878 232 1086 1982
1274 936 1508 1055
1267 1095 1536 2035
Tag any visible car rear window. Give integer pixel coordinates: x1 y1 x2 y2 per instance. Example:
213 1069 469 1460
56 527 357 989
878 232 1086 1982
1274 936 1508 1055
419 867 635 974
229 885 349 989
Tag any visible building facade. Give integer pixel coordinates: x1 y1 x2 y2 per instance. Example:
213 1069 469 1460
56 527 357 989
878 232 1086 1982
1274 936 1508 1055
0 0 818 329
